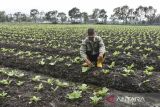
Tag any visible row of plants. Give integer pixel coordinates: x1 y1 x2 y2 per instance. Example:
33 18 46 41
0 67 110 106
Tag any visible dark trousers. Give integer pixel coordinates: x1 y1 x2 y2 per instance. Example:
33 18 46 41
86 52 99 63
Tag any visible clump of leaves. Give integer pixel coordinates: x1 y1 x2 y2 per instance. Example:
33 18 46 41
0 91 8 98
113 51 120 56
46 78 54 85
90 95 102 105
49 61 56 66
66 90 82 100
94 87 109 97
16 81 24 86
102 69 110 74
122 64 135 77
108 61 115 69
78 84 89 91
55 80 69 87
0 79 12 85
73 57 81 63
82 67 90 73
39 58 45 65
34 83 44 91
29 96 41 104
32 75 41 82
65 63 72 67
143 66 154 76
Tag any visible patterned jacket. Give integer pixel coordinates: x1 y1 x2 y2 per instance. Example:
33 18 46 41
80 36 106 59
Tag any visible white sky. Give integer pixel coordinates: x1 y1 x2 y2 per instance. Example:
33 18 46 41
0 0 160 17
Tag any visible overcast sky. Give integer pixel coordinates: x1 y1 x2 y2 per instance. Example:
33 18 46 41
1 0 160 17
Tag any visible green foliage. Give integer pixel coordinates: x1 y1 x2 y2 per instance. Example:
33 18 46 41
29 96 41 104
94 87 109 97
34 83 44 91
32 75 41 82
55 80 69 87
143 66 154 76
90 96 102 105
66 90 82 100
108 61 115 69
39 58 45 65
0 91 8 98
16 81 24 86
0 79 12 85
46 78 54 85
102 69 110 74
113 51 120 56
82 67 90 73
78 84 89 91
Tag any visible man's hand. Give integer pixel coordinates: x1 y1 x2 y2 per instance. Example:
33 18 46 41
98 53 104 60
85 58 93 67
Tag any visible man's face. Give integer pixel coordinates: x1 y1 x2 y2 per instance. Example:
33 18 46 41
88 34 95 41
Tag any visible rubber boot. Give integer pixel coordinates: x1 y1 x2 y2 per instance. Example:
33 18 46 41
97 57 104 68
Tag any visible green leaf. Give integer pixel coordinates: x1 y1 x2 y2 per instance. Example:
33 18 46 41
66 90 82 100
82 67 90 73
90 96 102 105
78 84 89 91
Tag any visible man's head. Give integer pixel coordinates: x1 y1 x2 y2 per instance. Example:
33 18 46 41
87 28 95 41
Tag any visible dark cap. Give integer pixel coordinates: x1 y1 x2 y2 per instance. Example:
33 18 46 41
88 28 95 36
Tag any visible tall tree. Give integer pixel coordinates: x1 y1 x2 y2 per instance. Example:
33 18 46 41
92 8 100 20
30 9 39 23
39 11 45 22
127 8 135 23
0 11 6 22
99 9 107 23
45 10 58 23
6 14 13 22
14 12 22 23
68 7 81 22
57 12 67 23
134 6 145 22
81 12 88 23
121 5 129 23
145 6 157 24
21 14 27 22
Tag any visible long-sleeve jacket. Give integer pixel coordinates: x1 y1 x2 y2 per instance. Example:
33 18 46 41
80 36 106 60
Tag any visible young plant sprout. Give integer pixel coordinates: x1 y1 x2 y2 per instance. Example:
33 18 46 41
94 87 109 97
0 91 8 98
39 58 45 65
90 95 102 105
32 75 42 82
16 81 25 86
29 96 41 104
113 51 120 56
78 84 89 91
55 80 69 87
46 78 54 85
143 66 154 76
66 90 82 100
102 69 110 74
0 79 12 85
34 83 44 91
108 61 115 69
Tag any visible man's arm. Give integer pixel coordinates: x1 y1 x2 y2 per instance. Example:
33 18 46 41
98 36 106 54
80 40 93 66
80 40 87 60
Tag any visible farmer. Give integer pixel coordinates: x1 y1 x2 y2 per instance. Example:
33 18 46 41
80 28 106 68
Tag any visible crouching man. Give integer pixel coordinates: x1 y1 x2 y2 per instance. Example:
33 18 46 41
80 28 106 68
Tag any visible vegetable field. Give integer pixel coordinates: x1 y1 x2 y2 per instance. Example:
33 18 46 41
0 24 160 106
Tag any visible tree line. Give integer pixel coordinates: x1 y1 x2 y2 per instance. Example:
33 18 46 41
0 5 160 25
